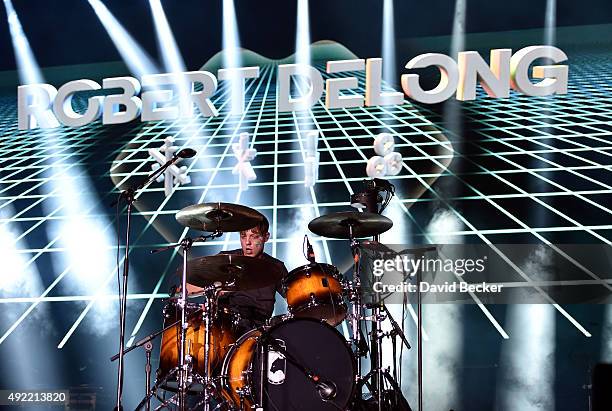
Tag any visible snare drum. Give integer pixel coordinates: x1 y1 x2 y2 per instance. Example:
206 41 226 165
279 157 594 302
221 317 356 410
158 302 236 392
284 263 347 326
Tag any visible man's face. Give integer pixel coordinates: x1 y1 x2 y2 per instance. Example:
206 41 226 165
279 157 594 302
240 228 269 257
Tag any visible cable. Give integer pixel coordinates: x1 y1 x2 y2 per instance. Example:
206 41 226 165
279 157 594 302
115 197 121 333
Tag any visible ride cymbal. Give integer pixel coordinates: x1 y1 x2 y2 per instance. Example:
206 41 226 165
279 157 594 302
308 211 393 239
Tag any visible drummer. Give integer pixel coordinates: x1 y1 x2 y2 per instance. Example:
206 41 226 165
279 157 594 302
186 216 288 336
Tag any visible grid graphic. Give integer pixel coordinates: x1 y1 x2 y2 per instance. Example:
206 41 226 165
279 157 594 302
0 47 611 358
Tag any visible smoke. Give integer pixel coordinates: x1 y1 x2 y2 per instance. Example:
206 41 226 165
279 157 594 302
0 203 60 385
497 247 556 411
602 306 612 362
282 205 325 270
497 305 556 411
421 304 463 410
516 245 554 301
426 208 463 244
397 206 464 409
0 204 52 337
0 207 45 299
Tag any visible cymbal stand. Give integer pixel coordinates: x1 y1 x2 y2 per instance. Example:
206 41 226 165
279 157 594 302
150 231 222 411
200 284 218 411
356 300 412 411
348 231 364 380
144 341 153 411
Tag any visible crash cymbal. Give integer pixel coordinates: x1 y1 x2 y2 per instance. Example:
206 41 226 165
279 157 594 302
178 254 284 290
176 202 264 232
308 211 393 239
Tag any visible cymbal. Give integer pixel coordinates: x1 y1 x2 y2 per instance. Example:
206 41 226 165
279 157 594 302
176 202 264 232
308 211 393 239
179 254 284 290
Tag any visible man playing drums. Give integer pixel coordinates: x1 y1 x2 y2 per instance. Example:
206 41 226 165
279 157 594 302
185 216 288 336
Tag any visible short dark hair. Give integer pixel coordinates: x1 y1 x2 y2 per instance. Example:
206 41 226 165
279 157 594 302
244 215 269 236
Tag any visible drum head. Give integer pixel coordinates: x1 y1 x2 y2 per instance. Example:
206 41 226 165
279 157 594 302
253 318 355 410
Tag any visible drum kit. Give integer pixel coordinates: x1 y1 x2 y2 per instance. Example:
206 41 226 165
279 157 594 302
112 173 418 411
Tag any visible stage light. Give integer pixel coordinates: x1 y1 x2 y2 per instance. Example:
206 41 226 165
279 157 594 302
2 1 129 345
296 0 311 67
451 0 466 59
545 0 556 48
148 0 192 117
283 0 321 273
3 0 41 86
87 0 158 78
46 168 124 348
382 0 395 86
3 0 58 128
222 0 246 115
222 0 241 69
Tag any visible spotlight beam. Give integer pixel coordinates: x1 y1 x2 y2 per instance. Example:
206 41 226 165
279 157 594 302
3 0 58 128
148 0 192 117
88 0 159 77
382 0 396 84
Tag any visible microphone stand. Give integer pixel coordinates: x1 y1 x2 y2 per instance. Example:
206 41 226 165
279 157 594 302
381 302 411 350
111 152 191 411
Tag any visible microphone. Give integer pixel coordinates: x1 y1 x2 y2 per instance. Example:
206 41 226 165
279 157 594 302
315 380 337 400
366 178 395 192
176 148 197 158
305 235 316 264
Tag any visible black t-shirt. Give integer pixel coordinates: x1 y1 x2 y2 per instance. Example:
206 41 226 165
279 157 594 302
218 249 288 325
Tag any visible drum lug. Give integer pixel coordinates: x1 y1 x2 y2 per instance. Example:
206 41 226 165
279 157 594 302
236 385 251 396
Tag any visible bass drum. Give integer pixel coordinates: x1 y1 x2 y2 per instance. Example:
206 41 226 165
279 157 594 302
221 318 356 410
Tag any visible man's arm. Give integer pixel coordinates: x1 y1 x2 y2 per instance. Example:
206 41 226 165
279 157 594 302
276 264 289 298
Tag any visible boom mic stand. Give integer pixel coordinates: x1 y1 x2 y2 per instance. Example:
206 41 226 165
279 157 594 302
111 148 196 411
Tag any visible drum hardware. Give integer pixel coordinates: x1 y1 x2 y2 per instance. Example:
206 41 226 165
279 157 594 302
111 307 207 410
110 147 197 411
114 186 430 410
308 178 414 411
149 232 225 411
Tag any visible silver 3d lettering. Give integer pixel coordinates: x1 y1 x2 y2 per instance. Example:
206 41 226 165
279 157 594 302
17 46 568 130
